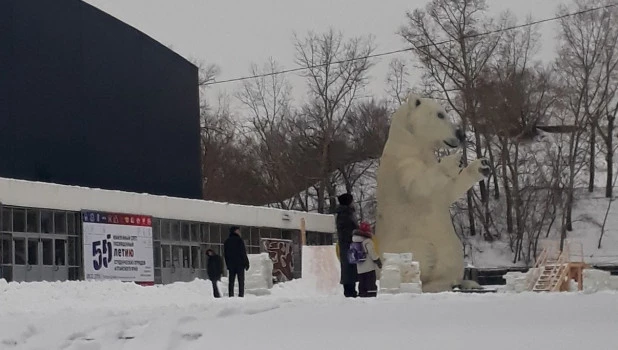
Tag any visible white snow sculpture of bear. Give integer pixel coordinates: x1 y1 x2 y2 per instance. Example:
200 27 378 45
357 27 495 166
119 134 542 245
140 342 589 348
375 93 491 293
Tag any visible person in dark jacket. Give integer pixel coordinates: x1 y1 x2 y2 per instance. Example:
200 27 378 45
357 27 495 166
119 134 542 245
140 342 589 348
335 193 359 298
223 226 250 297
206 248 224 298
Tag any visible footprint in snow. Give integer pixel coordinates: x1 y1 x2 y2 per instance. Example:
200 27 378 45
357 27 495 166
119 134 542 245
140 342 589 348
244 303 280 315
117 319 151 340
216 306 241 318
1 324 38 347
166 316 203 350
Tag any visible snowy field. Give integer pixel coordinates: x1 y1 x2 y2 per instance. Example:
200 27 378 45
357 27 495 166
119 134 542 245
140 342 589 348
1 279 617 350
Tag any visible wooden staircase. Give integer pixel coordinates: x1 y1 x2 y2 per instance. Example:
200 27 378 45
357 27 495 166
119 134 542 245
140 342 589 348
532 262 569 292
529 240 584 292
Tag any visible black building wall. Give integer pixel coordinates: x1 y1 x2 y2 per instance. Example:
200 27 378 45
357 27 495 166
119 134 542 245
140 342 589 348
0 0 202 199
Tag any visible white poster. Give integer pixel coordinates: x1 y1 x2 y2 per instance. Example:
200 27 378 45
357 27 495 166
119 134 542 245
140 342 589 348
82 211 154 284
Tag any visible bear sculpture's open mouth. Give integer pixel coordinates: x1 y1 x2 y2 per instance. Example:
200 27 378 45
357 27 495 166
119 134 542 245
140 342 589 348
443 140 458 148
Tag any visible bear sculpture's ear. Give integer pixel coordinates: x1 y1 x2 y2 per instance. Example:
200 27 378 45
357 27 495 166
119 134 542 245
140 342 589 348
405 93 422 108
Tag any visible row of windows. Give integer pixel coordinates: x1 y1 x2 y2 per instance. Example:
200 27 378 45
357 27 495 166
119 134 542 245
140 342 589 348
0 235 81 266
1 207 80 235
152 219 333 246
0 207 333 270
152 219 296 245
153 243 268 270
152 235 332 271
0 207 334 247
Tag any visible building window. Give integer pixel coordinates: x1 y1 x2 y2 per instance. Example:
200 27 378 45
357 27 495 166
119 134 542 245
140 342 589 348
259 228 271 239
182 246 190 268
68 237 78 266
41 210 53 233
26 209 40 233
153 242 161 268
271 229 282 240
172 246 180 267
55 240 66 266
181 222 190 241
67 212 77 235
54 212 66 234
1 235 10 265
162 245 171 267
200 224 209 243
14 239 26 265
27 239 38 265
13 209 26 232
171 221 180 241
190 223 200 242
282 230 292 240
152 219 161 241
160 220 171 240
42 239 53 266
211 224 222 244
191 246 200 269
1 207 11 232
250 227 260 246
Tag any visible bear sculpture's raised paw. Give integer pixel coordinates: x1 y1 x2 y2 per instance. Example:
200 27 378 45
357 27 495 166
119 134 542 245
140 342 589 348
469 158 491 178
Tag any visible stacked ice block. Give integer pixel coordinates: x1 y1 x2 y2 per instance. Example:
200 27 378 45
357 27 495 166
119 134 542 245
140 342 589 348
379 252 422 294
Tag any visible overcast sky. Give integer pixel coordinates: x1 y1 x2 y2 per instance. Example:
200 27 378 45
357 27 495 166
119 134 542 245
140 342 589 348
84 0 567 108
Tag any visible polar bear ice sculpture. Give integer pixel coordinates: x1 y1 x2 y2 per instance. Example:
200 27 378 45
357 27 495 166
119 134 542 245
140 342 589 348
375 93 491 293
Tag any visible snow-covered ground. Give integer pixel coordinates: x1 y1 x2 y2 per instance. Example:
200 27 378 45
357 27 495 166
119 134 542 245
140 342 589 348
1 279 617 350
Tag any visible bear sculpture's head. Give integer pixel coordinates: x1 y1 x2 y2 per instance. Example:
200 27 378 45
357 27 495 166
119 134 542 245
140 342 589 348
392 93 465 150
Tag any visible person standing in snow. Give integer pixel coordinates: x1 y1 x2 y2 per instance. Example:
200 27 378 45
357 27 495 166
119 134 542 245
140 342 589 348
223 226 250 297
206 248 224 298
352 222 382 298
335 193 359 298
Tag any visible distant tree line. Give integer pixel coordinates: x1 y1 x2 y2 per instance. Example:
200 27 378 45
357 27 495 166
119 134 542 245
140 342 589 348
198 0 618 265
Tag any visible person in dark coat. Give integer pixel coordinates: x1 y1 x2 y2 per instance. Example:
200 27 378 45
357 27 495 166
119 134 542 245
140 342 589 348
206 248 224 298
335 193 359 298
223 226 250 297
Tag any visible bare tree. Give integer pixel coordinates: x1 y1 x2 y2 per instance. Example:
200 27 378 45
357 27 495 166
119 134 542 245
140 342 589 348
385 57 411 105
235 58 303 206
475 16 547 239
399 0 505 236
552 0 618 233
197 62 220 90
557 0 618 197
599 161 618 248
201 94 242 200
193 60 221 111
293 28 376 213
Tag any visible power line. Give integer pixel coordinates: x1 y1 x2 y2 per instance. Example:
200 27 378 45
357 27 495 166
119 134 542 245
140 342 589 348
204 3 618 87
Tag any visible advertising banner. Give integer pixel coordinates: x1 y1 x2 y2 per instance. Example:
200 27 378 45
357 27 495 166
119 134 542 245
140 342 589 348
82 210 154 284
260 238 294 282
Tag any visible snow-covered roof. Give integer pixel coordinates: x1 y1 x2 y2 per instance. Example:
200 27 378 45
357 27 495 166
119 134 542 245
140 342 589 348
0 177 335 233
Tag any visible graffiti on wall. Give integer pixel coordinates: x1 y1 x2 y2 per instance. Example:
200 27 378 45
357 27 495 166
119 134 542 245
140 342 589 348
260 238 294 282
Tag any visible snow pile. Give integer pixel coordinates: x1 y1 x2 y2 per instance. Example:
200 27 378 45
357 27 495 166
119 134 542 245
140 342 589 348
244 253 274 295
1 279 618 349
501 267 618 294
380 252 422 294
501 270 537 293
0 278 218 316
582 268 618 294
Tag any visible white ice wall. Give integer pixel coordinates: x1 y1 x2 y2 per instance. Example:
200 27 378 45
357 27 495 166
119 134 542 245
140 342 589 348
0 177 335 233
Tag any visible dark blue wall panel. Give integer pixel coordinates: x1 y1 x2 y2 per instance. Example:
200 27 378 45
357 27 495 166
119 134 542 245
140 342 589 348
0 0 201 199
